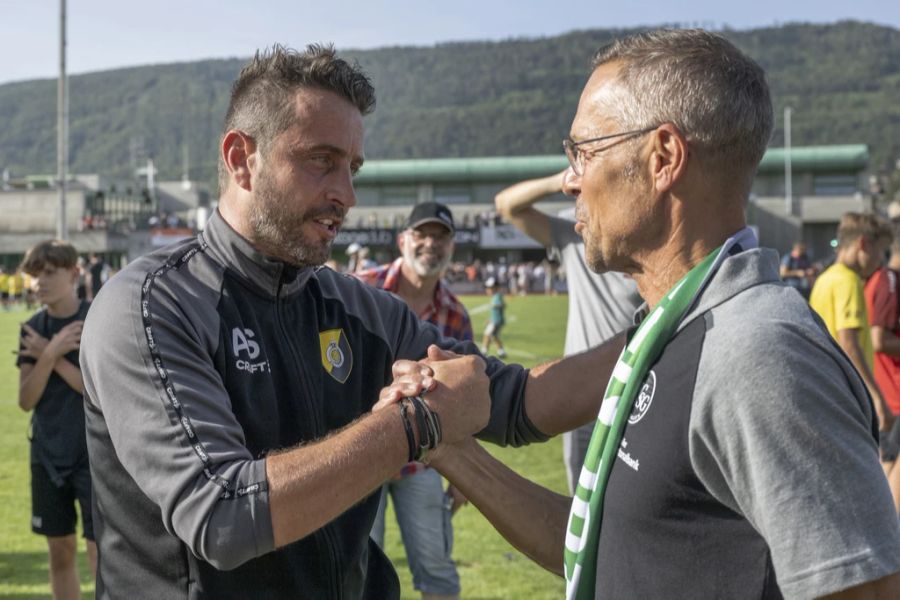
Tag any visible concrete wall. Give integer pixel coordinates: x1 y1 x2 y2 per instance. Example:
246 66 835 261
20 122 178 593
0 190 86 232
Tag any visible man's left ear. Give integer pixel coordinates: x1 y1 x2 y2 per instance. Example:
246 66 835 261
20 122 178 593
649 124 688 193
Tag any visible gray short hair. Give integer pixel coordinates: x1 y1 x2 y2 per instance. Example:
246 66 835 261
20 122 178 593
218 44 375 193
592 29 773 188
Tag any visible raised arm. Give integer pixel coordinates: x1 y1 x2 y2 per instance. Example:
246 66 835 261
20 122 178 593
494 171 567 248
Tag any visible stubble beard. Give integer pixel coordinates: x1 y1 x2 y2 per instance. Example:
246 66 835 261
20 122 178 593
248 170 337 268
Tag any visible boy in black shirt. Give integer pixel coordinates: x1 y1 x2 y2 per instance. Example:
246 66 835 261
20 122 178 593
17 240 95 599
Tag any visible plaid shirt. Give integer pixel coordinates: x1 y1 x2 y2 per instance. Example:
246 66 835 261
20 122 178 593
356 257 473 476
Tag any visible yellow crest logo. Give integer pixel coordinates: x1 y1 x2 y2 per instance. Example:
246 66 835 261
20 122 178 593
319 329 353 383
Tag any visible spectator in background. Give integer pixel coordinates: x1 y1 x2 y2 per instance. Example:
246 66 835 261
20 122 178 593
866 222 900 514
357 202 469 600
357 246 377 272
780 241 816 299
0 266 9 310
866 222 900 419
75 257 88 301
16 239 96 599
480 278 506 358
810 212 893 432
495 170 642 492
86 253 108 300
346 242 362 273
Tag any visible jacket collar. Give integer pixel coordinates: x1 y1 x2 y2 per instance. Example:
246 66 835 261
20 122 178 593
631 227 775 329
200 209 313 298
678 246 780 330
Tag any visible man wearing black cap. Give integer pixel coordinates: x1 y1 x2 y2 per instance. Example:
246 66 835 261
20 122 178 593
357 202 470 600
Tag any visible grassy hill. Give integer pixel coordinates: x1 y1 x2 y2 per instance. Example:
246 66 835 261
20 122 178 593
0 21 897 188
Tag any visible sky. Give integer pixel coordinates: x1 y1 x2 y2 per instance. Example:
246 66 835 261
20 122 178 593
0 0 897 85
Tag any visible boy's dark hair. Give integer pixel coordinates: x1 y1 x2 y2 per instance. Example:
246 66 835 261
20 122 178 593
20 240 79 276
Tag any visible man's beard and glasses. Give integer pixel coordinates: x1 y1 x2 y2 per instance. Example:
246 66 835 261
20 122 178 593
401 223 454 278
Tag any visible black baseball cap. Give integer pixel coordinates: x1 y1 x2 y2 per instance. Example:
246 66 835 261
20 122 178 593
406 202 455 233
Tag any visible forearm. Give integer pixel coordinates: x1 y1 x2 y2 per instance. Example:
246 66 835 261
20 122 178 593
54 360 84 394
495 173 564 217
821 571 900 599
524 331 626 436
839 330 888 423
872 327 900 357
429 439 569 575
266 405 409 547
18 357 55 411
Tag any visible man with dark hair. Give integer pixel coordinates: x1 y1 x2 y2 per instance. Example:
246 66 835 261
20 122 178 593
410 29 900 598
81 44 607 599
17 239 95 599
779 241 816 299
358 202 468 600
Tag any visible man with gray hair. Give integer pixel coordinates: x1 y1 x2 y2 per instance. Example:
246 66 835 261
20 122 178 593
413 29 900 598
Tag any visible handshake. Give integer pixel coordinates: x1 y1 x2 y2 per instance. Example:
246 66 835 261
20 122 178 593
373 345 491 464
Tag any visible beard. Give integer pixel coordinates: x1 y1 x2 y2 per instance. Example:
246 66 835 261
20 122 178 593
403 244 451 278
248 169 342 267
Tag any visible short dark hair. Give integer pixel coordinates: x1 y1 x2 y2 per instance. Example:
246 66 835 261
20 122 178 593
218 43 376 192
20 240 78 276
592 29 773 194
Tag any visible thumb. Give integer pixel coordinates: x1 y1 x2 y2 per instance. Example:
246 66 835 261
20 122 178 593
427 344 461 362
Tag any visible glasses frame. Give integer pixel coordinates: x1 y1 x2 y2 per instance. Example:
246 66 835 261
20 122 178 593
405 227 453 244
563 126 657 175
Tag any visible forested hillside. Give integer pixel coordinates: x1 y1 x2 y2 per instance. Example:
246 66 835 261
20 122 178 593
0 20 897 188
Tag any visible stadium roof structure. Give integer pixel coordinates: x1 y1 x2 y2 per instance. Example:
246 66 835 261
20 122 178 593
354 144 869 185
757 145 869 174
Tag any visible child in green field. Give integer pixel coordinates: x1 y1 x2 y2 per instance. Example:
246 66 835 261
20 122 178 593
16 239 96 598
481 277 507 358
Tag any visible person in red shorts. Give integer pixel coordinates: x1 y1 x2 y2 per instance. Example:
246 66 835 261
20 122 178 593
866 222 900 513
866 224 900 419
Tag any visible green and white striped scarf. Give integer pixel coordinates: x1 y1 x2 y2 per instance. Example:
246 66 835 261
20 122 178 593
564 235 747 600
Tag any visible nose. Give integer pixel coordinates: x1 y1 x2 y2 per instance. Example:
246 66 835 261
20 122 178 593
329 164 358 211
562 167 581 198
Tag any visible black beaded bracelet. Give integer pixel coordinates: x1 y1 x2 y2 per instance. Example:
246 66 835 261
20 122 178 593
399 399 417 463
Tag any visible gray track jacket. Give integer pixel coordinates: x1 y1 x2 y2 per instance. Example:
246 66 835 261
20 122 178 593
81 211 542 599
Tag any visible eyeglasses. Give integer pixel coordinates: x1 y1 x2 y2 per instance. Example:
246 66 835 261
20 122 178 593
562 126 657 176
407 228 453 243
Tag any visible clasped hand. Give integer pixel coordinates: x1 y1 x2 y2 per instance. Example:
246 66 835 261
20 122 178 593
374 345 490 446
19 321 83 361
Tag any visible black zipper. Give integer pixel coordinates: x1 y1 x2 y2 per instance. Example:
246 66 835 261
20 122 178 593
273 268 341 599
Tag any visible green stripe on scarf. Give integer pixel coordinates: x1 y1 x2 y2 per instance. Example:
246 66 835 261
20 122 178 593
564 246 723 600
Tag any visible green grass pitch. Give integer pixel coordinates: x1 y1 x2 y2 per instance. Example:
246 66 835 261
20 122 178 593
0 293 576 598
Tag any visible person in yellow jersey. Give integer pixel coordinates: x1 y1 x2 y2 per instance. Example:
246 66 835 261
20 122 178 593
0 266 10 310
8 269 25 307
810 212 893 433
